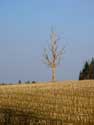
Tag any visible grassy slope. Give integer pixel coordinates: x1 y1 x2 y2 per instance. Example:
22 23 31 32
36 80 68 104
0 80 94 122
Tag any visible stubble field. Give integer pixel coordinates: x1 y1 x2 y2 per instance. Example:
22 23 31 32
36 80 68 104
0 80 94 125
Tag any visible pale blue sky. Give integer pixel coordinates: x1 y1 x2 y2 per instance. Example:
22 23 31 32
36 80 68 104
0 0 94 83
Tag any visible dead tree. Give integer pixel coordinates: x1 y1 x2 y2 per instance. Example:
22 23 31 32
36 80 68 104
43 30 64 82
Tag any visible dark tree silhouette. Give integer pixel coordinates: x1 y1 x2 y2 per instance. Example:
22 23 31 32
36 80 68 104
89 58 94 79
79 58 94 80
18 80 21 84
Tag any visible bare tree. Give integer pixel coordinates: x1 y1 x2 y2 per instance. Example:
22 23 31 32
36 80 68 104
43 30 64 82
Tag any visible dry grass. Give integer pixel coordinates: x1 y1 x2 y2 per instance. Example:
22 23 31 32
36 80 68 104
0 80 94 123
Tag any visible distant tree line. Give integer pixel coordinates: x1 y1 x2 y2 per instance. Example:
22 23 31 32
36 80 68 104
18 80 36 84
79 58 94 80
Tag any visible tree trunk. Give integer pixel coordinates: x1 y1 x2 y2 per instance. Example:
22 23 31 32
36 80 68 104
52 67 56 82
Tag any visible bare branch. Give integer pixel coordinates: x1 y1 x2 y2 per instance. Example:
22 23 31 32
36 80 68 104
56 47 65 65
43 48 52 67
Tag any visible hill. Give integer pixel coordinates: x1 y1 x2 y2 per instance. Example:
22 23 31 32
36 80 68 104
0 80 94 125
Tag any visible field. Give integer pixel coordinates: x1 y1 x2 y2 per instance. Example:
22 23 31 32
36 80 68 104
0 80 94 125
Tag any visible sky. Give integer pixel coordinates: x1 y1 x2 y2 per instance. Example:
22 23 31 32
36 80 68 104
0 0 94 83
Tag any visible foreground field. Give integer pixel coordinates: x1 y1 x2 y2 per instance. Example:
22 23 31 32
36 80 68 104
0 80 94 125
